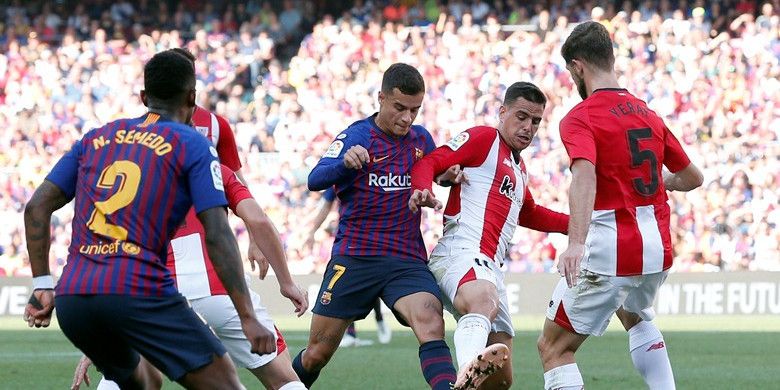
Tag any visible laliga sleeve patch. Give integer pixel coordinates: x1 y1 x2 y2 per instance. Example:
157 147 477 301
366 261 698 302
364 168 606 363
336 133 347 140
323 140 344 158
446 132 470 151
209 146 219 157
210 160 224 191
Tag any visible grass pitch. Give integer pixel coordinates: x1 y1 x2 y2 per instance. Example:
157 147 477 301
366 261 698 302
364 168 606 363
1 315 777 389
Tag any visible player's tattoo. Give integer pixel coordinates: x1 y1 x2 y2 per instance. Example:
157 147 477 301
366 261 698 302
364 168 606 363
314 330 340 346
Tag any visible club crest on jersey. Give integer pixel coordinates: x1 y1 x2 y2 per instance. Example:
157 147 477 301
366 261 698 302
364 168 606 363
499 175 521 202
369 172 411 192
445 132 469 151
415 147 423 160
320 291 332 305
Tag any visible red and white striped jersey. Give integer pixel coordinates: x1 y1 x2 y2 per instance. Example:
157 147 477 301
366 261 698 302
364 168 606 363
411 126 568 264
560 88 692 276
191 105 242 172
166 164 253 299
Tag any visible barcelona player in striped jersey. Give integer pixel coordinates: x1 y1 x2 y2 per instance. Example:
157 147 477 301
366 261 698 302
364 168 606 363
23 51 270 389
292 63 459 390
538 22 702 390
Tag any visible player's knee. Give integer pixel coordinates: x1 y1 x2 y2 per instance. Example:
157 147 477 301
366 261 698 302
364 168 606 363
454 295 499 320
537 333 555 362
304 346 335 371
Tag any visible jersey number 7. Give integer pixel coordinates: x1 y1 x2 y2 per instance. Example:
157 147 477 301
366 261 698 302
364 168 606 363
86 160 141 241
627 128 659 197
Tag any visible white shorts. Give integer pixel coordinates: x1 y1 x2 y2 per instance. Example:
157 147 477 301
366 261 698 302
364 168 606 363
191 289 285 369
546 270 667 336
429 252 514 337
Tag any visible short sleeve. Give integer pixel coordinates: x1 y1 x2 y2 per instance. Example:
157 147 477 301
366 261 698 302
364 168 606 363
184 134 229 213
661 126 691 173
559 111 596 166
46 139 83 199
215 115 242 171
221 164 253 212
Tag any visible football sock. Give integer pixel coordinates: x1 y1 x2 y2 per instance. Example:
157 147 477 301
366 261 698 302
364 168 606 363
346 323 356 338
453 313 491 370
543 363 584 390
418 339 457 390
374 300 384 322
629 321 675 389
278 381 308 390
292 349 320 388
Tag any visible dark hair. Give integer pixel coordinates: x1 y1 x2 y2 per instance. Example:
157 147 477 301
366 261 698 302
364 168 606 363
381 63 425 95
144 50 195 101
503 81 547 106
561 21 615 72
168 47 196 65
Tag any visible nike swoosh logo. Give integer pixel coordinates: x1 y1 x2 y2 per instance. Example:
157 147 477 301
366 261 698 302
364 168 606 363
373 155 390 163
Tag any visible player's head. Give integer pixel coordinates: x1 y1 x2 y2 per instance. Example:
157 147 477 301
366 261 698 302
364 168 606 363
141 50 197 124
498 81 546 153
168 47 196 67
561 21 615 100
377 63 425 138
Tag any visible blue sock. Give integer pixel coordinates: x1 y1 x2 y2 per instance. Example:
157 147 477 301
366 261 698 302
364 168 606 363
292 349 320 387
419 340 457 390
346 323 356 337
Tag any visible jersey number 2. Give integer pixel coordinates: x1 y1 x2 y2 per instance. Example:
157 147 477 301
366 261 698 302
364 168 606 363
627 128 659 196
86 160 141 240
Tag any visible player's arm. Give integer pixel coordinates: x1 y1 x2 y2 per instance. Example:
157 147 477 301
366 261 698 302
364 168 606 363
308 129 369 191
23 180 70 328
663 163 703 192
517 187 569 234
188 139 274 355
235 199 308 316
558 114 597 288
661 126 703 192
23 140 80 328
409 128 490 212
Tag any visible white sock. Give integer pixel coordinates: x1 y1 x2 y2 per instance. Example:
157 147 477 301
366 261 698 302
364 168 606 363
97 377 121 390
453 313 491 370
279 381 308 390
543 363 584 390
629 321 675 390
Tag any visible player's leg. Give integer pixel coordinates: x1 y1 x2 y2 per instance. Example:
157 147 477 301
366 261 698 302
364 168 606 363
292 314 352 387
619 272 675 389
478 332 513 390
538 272 631 390
191 293 306 389
385 259 457 390
374 298 392 344
177 354 243 390
292 255 380 387
250 349 306 390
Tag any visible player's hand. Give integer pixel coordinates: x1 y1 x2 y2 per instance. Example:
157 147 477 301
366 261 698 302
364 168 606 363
558 244 586 288
342 145 370 169
408 189 442 213
436 164 469 186
247 243 270 280
71 355 92 390
23 289 54 328
280 283 308 317
241 317 276 355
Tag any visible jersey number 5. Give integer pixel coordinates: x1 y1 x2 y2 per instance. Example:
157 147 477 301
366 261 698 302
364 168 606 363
86 160 141 240
627 128 659 196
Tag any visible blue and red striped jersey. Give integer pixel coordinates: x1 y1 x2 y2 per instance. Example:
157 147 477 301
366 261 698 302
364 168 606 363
47 112 227 296
308 114 436 262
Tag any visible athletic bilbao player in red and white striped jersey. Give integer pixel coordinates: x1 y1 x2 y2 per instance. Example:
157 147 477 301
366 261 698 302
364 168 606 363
537 21 703 390
410 82 568 389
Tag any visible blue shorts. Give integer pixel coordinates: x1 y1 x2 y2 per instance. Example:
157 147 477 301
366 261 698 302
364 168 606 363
312 255 441 326
56 294 226 383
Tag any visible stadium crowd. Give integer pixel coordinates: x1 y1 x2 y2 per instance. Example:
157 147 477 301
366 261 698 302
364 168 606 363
0 0 778 277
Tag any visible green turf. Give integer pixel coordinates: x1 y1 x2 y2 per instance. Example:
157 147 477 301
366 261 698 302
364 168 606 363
1 316 778 389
